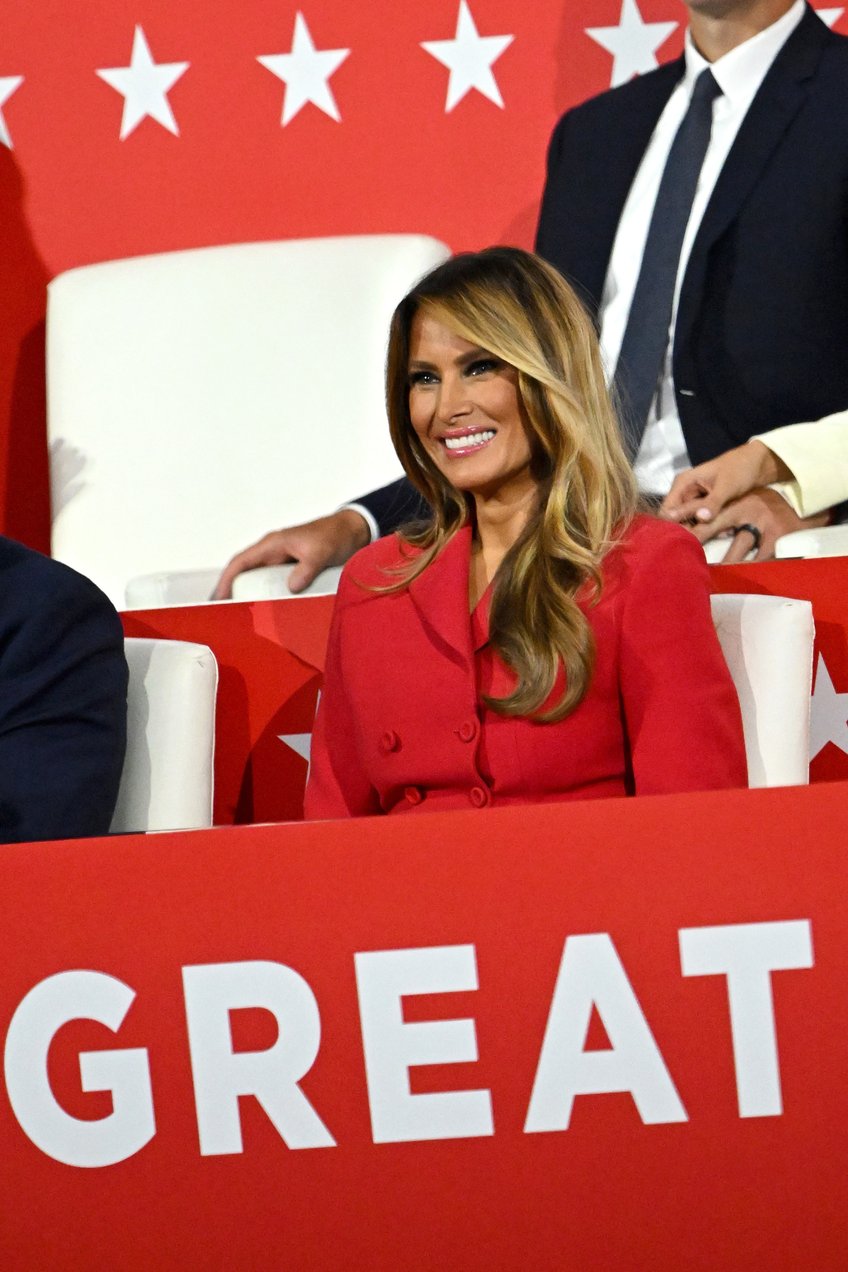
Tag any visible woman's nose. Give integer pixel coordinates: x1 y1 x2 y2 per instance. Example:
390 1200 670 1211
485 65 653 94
436 375 471 422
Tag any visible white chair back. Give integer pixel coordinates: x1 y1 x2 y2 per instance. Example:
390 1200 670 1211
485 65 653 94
710 594 814 788
775 526 848 559
47 234 451 608
112 638 218 833
124 563 343 608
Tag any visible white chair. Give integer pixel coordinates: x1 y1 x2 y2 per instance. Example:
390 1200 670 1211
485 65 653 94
775 525 848 558
124 563 343 609
112 638 218 833
47 234 451 608
710 594 814 788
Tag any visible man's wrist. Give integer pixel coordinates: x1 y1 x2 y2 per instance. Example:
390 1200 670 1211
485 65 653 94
747 438 794 485
337 505 375 549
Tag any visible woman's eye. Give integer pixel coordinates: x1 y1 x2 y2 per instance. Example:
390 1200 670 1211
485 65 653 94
467 358 499 376
409 370 437 387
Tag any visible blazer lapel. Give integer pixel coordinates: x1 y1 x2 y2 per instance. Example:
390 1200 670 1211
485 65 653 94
407 526 475 665
677 7 829 343
567 60 685 314
541 55 686 315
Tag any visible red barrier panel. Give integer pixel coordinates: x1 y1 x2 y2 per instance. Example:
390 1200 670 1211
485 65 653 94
122 555 848 824
123 595 335 824
1 782 846 1268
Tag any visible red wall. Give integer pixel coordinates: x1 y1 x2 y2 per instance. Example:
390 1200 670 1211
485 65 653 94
3 2 843 550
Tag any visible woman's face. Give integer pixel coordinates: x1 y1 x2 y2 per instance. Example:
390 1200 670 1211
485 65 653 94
407 311 535 503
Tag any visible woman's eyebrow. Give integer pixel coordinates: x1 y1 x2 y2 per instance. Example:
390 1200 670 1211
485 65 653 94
408 346 492 371
456 346 497 368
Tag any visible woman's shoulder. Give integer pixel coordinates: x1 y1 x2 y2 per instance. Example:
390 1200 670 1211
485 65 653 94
602 512 710 588
616 511 707 559
337 533 423 600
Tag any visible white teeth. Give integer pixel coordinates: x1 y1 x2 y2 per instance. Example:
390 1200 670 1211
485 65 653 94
443 430 495 451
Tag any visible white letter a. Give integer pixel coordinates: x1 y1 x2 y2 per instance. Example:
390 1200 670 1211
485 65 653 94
525 933 687 1132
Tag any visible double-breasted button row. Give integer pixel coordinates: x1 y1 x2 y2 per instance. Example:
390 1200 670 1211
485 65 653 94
456 719 478 743
469 785 490 808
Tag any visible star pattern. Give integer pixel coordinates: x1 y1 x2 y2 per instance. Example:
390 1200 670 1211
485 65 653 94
0 76 23 149
422 0 514 112
258 12 350 126
809 653 848 761
586 0 678 88
96 26 189 140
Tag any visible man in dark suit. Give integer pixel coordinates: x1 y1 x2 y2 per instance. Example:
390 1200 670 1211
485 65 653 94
0 536 127 843
215 0 848 596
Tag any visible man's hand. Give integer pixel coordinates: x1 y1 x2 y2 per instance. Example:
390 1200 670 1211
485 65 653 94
677 487 830 563
661 440 792 526
213 509 371 599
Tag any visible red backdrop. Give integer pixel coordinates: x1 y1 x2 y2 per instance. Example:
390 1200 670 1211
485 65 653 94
6 1 844 552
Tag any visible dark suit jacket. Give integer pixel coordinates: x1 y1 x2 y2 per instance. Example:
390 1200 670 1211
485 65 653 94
362 5 848 532
0 536 128 844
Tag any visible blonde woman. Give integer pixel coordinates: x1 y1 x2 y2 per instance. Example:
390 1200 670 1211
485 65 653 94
305 248 746 818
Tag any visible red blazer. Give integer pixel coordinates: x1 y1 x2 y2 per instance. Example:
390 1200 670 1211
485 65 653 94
304 516 747 819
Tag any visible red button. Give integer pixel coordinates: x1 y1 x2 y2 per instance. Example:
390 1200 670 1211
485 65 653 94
379 730 401 754
404 786 424 806
457 720 478 743
469 786 490 808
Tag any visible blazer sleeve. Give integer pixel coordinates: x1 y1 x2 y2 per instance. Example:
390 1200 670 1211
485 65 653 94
617 527 748 795
752 413 848 517
304 570 381 819
0 559 128 843
353 478 431 538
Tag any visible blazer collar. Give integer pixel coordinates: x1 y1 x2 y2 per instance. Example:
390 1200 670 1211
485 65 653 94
677 5 829 341
407 525 477 663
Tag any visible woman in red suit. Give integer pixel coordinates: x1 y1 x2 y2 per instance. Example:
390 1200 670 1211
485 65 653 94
305 248 746 819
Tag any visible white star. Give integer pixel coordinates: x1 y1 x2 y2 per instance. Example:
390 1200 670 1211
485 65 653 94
0 76 23 149
586 0 678 89
97 26 189 140
279 733 312 763
258 12 350 126
809 653 848 760
421 0 514 112
815 7 845 27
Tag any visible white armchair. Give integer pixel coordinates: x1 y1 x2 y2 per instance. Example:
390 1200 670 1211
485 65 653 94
47 234 450 608
112 638 218 833
124 563 343 608
710 594 814 788
775 526 848 558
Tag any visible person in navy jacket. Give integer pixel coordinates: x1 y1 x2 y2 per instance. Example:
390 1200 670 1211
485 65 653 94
305 250 746 818
0 536 127 843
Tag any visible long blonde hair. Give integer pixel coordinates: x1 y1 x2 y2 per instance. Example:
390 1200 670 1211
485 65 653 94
384 246 638 721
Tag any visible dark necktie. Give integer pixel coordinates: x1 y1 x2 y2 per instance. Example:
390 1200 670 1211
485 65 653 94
614 68 722 457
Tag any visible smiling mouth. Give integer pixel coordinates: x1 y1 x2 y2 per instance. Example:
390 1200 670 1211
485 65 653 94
441 429 496 454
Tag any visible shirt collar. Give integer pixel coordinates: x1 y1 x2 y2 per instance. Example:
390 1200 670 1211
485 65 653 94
683 0 805 109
